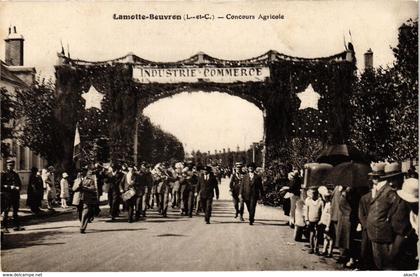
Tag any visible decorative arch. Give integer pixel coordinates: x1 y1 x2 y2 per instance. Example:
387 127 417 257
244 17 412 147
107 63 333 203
54 48 356 169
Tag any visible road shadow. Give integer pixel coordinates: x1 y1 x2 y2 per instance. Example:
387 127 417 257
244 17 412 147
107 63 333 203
254 221 289 227
28 225 77 231
21 211 75 227
209 221 244 225
156 233 186 237
2 230 67 250
87 228 146 233
144 219 188 223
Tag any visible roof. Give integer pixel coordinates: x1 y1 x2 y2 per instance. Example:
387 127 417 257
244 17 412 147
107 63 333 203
0 60 29 88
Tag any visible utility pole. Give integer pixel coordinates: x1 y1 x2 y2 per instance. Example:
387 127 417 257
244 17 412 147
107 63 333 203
133 116 139 165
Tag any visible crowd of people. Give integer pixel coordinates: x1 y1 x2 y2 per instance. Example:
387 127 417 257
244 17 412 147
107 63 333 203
285 162 419 270
1 157 418 270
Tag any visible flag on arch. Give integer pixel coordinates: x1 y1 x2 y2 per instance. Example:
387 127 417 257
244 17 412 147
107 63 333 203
73 122 81 169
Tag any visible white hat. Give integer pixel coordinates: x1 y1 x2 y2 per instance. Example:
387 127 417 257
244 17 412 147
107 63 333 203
381 162 402 179
397 178 419 203
62 172 69 178
318 185 329 196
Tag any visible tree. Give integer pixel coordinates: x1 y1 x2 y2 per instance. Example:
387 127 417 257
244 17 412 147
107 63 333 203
136 115 184 164
350 67 395 160
14 78 63 164
1 87 16 158
350 19 418 161
388 19 418 160
286 137 324 170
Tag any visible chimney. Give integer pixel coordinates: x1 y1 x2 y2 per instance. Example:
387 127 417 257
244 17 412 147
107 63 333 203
364 48 373 70
5 26 24 66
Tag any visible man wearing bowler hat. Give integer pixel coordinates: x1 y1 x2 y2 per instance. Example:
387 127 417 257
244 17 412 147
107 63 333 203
196 165 219 224
1 159 25 232
239 162 263 225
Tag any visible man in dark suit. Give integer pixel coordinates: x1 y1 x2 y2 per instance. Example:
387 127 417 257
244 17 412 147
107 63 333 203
240 162 263 225
358 188 374 269
229 162 244 221
72 166 98 233
106 163 124 221
365 162 406 269
196 166 219 224
134 164 148 220
1 159 25 232
139 162 153 217
186 166 200 217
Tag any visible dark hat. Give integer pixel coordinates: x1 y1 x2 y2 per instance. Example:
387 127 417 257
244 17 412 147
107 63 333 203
6 159 15 165
247 162 256 169
308 185 318 191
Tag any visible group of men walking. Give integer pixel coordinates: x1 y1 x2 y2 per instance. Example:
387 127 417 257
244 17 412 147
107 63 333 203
0 158 267 233
72 161 224 232
71 160 267 232
229 162 264 225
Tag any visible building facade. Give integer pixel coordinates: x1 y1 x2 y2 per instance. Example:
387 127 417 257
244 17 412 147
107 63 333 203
1 26 47 186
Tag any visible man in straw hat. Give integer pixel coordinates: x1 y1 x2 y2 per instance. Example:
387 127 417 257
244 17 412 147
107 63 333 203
1 159 25 232
365 162 410 269
229 162 245 221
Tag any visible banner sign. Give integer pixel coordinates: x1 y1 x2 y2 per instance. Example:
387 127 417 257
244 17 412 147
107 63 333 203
133 66 270 83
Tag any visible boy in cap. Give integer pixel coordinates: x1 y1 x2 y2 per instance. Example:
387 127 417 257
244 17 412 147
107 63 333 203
319 190 333 257
305 186 323 254
60 172 70 208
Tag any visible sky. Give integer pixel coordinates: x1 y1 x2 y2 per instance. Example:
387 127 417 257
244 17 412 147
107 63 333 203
144 91 264 153
0 1 417 153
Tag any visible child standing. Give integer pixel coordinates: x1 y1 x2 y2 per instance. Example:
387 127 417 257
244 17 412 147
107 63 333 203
60 172 70 208
305 186 324 254
319 191 334 257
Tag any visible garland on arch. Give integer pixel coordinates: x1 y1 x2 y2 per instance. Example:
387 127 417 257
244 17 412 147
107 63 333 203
54 50 356 169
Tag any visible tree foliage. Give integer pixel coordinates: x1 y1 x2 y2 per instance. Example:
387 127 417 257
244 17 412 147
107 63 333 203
137 116 184 164
14 78 63 164
350 19 418 161
286 137 324 170
1 87 15 158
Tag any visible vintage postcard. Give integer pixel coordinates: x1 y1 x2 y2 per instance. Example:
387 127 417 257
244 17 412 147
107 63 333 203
0 1 418 275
